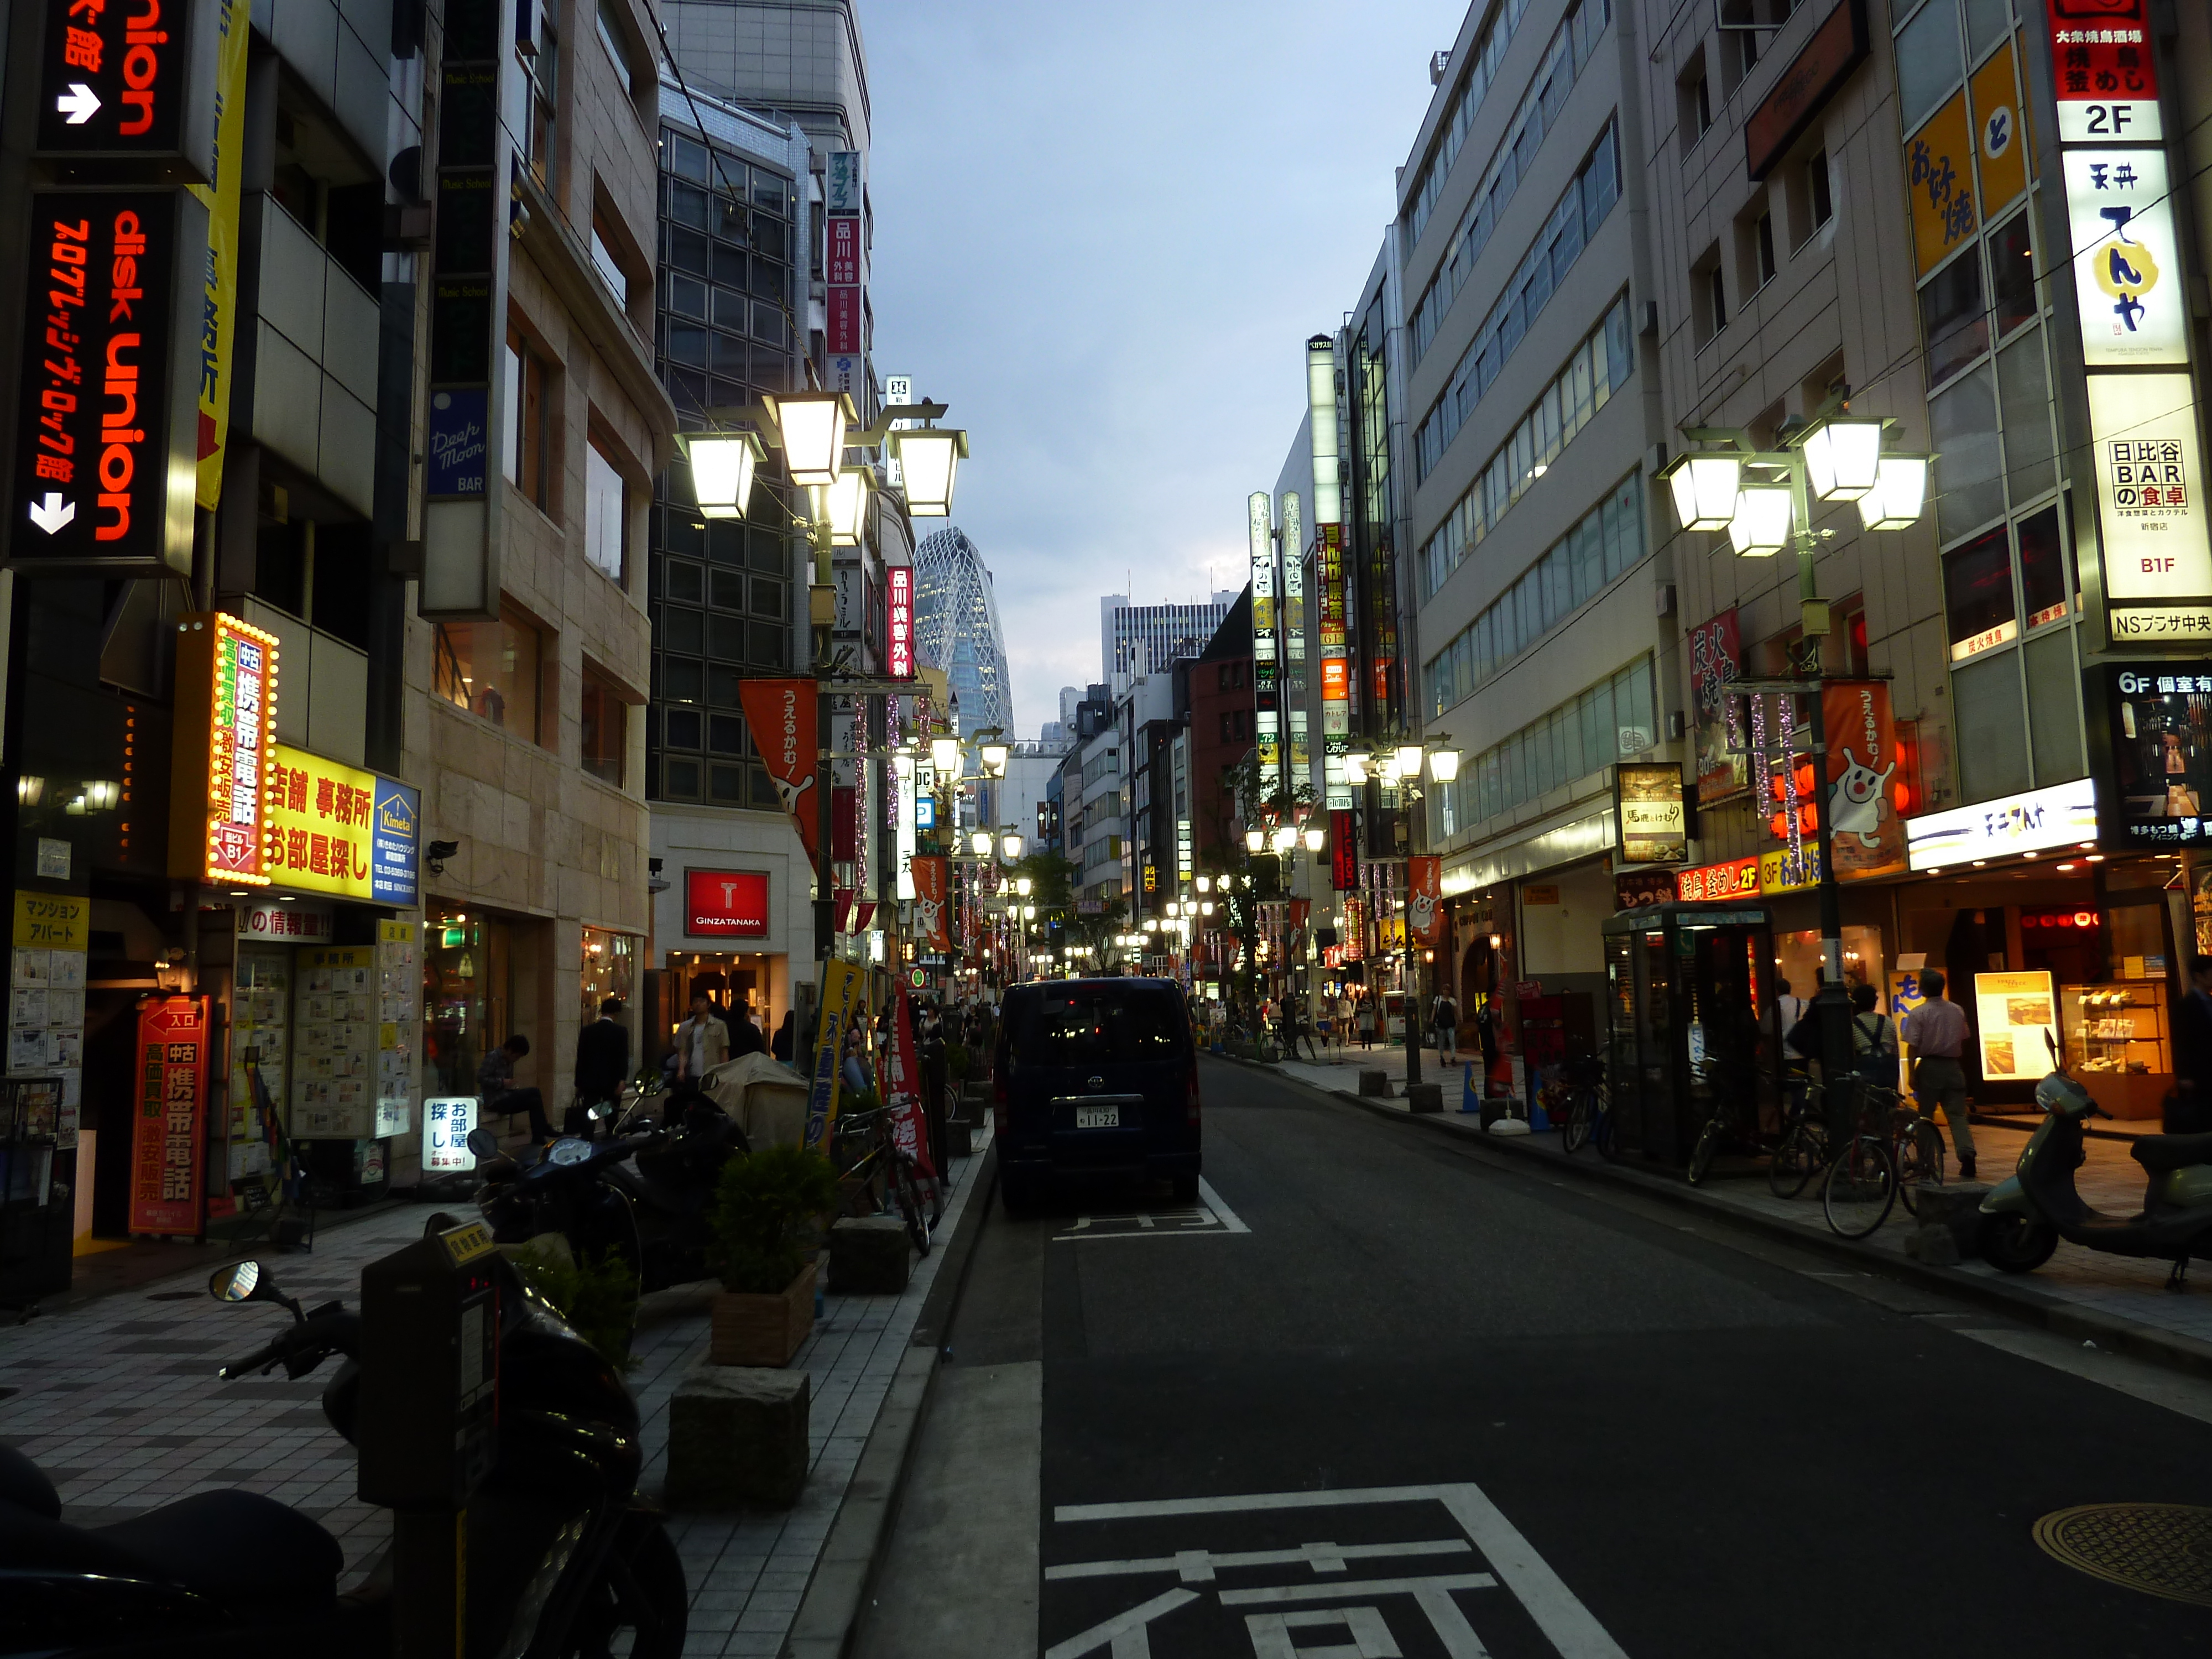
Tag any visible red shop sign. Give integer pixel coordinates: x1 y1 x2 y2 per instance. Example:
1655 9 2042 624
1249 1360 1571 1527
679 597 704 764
1676 855 1761 903
685 869 769 938
129 994 209 1237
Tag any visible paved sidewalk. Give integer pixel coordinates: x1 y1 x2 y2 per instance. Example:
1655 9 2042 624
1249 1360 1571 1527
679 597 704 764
1266 1056 2212 1360
0 1128 993 1659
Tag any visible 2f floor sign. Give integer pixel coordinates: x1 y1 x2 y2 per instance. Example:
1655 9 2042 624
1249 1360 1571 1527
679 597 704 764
1041 1481 1628 1657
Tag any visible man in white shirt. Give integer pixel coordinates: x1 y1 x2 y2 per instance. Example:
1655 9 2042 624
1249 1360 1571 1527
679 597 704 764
674 993 731 1084
1898 969 1976 1180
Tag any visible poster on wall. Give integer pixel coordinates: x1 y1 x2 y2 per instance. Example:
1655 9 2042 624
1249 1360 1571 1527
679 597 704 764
1974 969 2060 1081
1822 681 1907 880
129 996 210 1236
1686 611 1746 803
1614 763 1688 864
2062 149 2187 366
2088 661 2212 846
2085 375 2212 640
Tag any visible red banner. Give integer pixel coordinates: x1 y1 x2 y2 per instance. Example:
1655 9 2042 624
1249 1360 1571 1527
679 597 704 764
827 284 861 355
737 678 820 864
911 855 949 949
1407 856 1444 946
130 996 210 1237
1686 608 1745 805
1330 808 1359 891
1822 680 1907 881
884 987 936 1179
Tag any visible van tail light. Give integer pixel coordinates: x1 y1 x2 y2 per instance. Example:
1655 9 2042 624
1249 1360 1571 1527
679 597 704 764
993 1070 1009 1138
1187 1065 1202 1128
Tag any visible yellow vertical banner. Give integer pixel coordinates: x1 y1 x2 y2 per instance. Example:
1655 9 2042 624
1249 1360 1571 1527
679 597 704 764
803 959 863 1152
1903 90 1979 278
189 0 252 510
1969 42 2027 218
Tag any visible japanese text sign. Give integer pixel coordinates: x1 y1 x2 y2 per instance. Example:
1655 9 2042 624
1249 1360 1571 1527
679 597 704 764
2091 663 2212 846
169 612 276 884
263 744 379 899
1905 92 1978 278
424 1097 478 1173
35 0 222 174
2046 0 2160 142
887 564 914 677
2088 374 2212 639
1676 857 1761 903
129 994 207 1235
2063 149 2185 364
685 869 769 938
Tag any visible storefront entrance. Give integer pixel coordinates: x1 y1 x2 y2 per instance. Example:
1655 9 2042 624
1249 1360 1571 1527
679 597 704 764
424 906 514 1099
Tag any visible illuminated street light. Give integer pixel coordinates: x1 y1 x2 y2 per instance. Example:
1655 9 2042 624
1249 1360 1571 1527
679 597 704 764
1245 828 1264 853
1001 832 1025 860
1428 746 1462 782
1661 452 1743 532
682 431 761 519
1727 484 1794 558
826 466 872 546
1303 825 1326 852
890 426 967 516
932 734 963 773
969 830 993 856
1800 417 1884 502
763 392 851 488
1858 456 1931 531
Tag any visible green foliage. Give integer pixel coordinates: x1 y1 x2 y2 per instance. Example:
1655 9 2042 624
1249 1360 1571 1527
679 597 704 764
945 1041 971 1080
709 1144 839 1295
514 1245 638 1371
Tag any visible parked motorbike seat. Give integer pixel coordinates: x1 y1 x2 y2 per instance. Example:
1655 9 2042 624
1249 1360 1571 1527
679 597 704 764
2131 1131 2212 1174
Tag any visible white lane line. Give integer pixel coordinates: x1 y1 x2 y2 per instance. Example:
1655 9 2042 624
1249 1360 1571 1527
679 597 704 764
1044 1537 1472 1582
1040 1587 1198 1658
1198 1177 1250 1233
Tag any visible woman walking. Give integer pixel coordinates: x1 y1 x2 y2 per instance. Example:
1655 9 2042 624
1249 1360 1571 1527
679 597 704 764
1357 993 1378 1050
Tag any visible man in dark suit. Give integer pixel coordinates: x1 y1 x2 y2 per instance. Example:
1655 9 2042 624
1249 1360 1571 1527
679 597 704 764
2171 956 2212 1135
571 997 631 1134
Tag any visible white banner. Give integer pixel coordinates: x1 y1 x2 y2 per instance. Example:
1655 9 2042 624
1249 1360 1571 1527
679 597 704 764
2064 148 2187 366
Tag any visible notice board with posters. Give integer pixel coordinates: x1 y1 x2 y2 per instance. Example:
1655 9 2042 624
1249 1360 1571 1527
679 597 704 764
1974 969 2059 1081
293 947 377 1139
2088 661 2212 847
129 996 210 1235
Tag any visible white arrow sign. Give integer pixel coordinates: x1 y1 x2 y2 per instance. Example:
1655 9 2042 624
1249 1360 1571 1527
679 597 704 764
27 494 76 535
54 84 101 126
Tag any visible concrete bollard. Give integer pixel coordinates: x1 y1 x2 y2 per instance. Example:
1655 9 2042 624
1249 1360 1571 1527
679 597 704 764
827 1214 912 1294
666 1364 810 1508
1358 1069 1391 1098
1909 1182 1993 1260
1405 1082 1444 1114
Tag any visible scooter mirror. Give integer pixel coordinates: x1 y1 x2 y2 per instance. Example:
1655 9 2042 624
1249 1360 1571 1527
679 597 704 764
589 1101 612 1120
210 1261 278 1305
465 1127 502 1159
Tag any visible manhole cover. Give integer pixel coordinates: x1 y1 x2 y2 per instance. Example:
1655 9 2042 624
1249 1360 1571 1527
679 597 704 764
2034 1504 2212 1606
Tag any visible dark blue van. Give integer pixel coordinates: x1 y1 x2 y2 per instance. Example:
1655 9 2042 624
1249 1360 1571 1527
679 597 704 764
993 977 1200 1211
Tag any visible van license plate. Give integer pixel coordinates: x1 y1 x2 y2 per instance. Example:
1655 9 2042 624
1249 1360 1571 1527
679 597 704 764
1074 1105 1120 1129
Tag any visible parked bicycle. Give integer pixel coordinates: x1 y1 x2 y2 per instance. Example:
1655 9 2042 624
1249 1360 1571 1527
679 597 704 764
831 1104 935 1255
1863 1080 1945 1217
1767 1079 1830 1199
1821 1087 1899 1238
1554 1059 1619 1161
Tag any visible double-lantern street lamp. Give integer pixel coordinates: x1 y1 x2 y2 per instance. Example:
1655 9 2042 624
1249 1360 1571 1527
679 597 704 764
1656 405 1929 1089
1341 735 1460 1088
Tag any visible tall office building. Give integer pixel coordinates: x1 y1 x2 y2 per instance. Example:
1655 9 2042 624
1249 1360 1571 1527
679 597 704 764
1100 593 1240 692
914 528 1014 739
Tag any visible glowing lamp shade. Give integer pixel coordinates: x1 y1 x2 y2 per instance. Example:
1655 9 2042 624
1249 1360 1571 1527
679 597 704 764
969 830 993 855
684 431 761 519
1858 455 1930 531
763 392 852 487
980 739 1010 776
1014 875 1033 896
1428 746 1462 782
1270 826 1296 854
1801 418 1884 502
825 466 871 546
1728 485 1794 557
891 427 968 517
1394 743 1425 779
1195 874 1211 893
1245 828 1264 853
1303 826 1326 852
1344 750 1371 785
891 751 914 779
1667 453 1743 531
1001 832 1025 860
931 735 962 773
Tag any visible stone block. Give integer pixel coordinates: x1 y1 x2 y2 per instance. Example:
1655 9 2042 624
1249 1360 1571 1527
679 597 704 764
828 1214 911 1295
1912 1182 1993 1258
1405 1083 1444 1114
946 1119 974 1159
666 1363 810 1509
1358 1069 1391 1098
1905 1224 1962 1266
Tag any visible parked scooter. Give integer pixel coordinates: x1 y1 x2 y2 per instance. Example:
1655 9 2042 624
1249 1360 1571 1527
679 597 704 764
471 1084 747 1293
1979 1041 2212 1286
0 1225 684 1657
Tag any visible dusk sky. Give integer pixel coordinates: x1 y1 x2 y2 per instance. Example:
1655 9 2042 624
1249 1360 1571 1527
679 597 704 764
865 1 1452 739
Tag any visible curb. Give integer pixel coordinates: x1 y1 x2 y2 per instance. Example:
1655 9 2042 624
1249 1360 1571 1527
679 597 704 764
780 1140 998 1659
1226 1053 2212 1384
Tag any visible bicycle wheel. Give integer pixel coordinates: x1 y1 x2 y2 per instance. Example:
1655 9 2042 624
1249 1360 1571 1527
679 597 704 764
1896 1120 1944 1217
1561 1088 1592 1154
1768 1123 1819 1199
1822 1135 1897 1239
1594 1094 1624 1162
1687 1115 1722 1187
891 1161 931 1256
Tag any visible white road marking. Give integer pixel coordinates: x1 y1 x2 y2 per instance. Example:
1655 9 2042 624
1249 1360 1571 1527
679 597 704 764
1053 1481 1628 1658
1218 1572 1499 1604
1040 1587 1198 1658
1045 1537 1472 1583
1049 1180 1249 1241
1199 1177 1250 1233
1246 1606 1402 1658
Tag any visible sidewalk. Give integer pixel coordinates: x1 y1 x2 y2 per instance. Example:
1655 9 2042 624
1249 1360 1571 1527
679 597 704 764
1262 1056 2212 1368
0 1128 994 1659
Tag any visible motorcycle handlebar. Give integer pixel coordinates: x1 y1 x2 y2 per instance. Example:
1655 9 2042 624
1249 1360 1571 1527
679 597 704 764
217 1308 359 1380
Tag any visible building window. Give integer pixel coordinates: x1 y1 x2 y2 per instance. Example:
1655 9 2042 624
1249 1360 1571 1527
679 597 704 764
434 604 544 742
1808 150 1833 230
591 220 628 307
585 436 627 580
1680 53 1713 152
503 330 554 512
581 665 628 786
517 0 559 192
1919 250 1986 389
1755 211 1776 286
1942 525 2016 661
596 0 637 99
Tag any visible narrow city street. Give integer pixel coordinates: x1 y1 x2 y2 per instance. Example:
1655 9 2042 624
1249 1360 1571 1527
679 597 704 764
858 1057 2212 1659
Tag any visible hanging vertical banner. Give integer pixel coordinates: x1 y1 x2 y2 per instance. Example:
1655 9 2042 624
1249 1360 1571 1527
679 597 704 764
738 678 821 864
1280 491 1306 691
2045 0 2159 143
1249 491 1280 797
1968 40 2027 218
826 150 862 356
188 0 251 509
170 612 279 883
886 564 915 677
1407 856 1444 946
130 995 210 1236
1687 609 1746 803
910 854 949 950
1330 807 1359 891
1822 680 1907 880
804 959 862 1151
884 988 936 1179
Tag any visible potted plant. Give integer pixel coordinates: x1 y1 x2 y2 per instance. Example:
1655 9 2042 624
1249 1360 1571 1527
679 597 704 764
706 1144 839 1366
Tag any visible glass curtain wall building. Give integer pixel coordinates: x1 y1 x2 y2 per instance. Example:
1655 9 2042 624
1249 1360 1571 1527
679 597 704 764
646 88 810 811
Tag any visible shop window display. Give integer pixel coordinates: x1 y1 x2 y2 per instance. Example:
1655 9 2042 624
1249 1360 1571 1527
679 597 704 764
582 928 636 1032
424 908 513 1100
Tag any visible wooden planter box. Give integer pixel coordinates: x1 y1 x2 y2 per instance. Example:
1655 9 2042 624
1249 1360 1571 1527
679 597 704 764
709 1259 816 1368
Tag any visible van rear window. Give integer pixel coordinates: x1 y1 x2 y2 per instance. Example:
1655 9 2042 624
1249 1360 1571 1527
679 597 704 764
1013 988 1185 1066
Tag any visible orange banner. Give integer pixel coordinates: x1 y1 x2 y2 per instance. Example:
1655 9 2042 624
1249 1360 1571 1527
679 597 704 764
130 996 210 1237
1408 855 1444 946
737 678 820 864
910 855 949 950
1823 680 1907 881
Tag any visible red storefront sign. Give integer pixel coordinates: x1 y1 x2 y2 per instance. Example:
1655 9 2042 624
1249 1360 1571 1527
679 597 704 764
685 869 769 938
129 995 209 1236
886 564 914 677
1676 856 1761 903
826 213 860 285
35 0 218 169
827 283 861 356
169 611 278 884
1330 807 1359 891
736 678 819 863
2046 0 2158 138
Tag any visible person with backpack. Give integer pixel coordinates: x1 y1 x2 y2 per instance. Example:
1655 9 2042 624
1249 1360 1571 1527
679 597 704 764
1432 991 1460 1066
1849 983 1897 1084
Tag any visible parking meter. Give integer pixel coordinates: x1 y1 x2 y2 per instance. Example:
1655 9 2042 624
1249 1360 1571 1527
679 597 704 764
358 1218 500 1656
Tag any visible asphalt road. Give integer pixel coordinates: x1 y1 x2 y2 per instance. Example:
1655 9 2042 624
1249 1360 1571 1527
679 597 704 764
854 1056 2212 1658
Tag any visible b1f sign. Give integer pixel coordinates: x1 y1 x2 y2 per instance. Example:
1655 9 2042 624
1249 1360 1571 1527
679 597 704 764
2088 374 2212 641
424 1098 478 1173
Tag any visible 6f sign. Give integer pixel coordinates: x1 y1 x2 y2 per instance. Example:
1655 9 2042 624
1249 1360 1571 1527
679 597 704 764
11 191 204 575
35 0 221 178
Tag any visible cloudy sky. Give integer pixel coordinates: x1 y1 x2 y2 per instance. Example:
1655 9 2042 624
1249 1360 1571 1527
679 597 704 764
865 1 1452 739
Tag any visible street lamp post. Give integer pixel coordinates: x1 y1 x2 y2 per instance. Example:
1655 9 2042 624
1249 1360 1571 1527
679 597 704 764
1657 408 1929 1099
1347 738 1458 1089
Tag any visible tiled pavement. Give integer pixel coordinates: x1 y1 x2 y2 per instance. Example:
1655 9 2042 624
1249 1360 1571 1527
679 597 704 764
1269 1054 2212 1353
0 1128 992 1658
